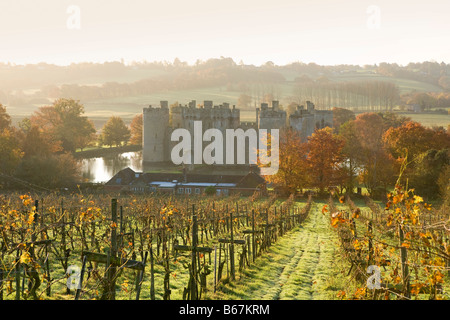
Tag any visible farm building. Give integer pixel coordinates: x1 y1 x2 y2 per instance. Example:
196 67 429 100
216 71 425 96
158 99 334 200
104 167 267 196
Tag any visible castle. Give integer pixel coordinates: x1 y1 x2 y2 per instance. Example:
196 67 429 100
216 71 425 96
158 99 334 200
143 100 333 164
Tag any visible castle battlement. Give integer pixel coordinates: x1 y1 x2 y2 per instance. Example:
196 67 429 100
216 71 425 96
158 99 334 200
288 101 333 140
142 99 332 163
258 101 286 118
143 104 169 113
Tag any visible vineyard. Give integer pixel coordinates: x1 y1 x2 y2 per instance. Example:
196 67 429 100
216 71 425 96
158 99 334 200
327 188 450 300
0 188 448 301
0 191 312 300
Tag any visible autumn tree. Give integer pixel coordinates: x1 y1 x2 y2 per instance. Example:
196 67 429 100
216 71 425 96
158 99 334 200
378 112 411 131
383 121 450 162
306 127 345 194
266 128 309 195
100 116 131 147
15 152 80 188
19 125 63 158
350 112 397 197
409 149 449 199
9 122 80 189
129 114 143 145
437 164 450 206
338 121 364 193
0 105 21 179
0 129 23 177
31 98 96 153
0 104 12 131
332 107 355 132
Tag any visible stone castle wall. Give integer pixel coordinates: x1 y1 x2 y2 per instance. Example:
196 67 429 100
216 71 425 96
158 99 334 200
143 104 170 162
143 100 333 163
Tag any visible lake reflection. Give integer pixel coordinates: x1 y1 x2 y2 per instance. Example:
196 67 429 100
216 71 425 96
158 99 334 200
81 151 143 183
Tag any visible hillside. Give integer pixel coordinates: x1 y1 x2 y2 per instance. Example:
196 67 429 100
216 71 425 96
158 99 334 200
2 59 449 128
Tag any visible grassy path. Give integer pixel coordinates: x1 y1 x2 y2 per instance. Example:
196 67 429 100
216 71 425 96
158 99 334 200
210 200 351 300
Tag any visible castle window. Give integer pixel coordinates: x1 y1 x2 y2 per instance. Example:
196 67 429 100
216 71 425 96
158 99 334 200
195 188 201 194
178 188 184 194
185 188 191 194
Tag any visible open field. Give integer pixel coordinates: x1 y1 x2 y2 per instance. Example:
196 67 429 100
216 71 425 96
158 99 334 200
6 65 448 126
403 113 450 128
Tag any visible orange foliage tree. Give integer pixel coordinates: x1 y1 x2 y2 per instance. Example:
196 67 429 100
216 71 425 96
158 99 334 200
30 99 96 153
129 114 143 145
383 121 450 162
353 113 396 196
265 128 310 195
306 127 345 194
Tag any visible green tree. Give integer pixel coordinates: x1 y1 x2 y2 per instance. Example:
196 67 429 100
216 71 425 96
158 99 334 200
437 164 450 206
409 149 449 200
15 153 80 189
204 186 216 196
100 116 131 147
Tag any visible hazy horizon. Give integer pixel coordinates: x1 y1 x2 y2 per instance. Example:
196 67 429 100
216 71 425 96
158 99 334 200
0 0 449 67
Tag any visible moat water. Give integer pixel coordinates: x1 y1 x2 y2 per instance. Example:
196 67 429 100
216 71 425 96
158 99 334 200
80 151 143 183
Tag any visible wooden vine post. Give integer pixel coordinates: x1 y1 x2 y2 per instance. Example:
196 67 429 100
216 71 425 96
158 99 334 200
229 204 235 280
77 199 147 300
175 205 213 300
367 221 373 266
398 224 411 299
190 205 198 299
105 198 118 300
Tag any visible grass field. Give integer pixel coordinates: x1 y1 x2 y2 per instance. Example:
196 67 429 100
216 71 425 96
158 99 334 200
210 199 354 300
404 113 450 128
6 68 449 130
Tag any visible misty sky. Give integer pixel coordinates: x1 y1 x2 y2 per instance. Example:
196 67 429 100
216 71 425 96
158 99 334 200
0 0 448 66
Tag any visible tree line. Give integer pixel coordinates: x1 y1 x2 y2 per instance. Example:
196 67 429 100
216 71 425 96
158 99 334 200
290 80 400 111
2 59 448 110
0 99 142 189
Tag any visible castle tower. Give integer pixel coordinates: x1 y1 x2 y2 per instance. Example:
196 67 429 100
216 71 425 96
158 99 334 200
289 104 315 140
288 101 334 140
258 101 286 130
143 103 170 163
